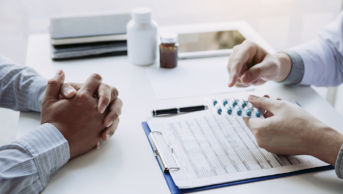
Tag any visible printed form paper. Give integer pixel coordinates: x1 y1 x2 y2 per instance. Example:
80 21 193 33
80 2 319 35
147 111 328 189
146 57 253 100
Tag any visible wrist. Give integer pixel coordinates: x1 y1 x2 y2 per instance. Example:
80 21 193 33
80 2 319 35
49 122 76 159
307 125 343 166
273 52 292 82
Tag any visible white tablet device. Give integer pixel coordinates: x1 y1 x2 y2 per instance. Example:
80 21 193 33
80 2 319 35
178 30 245 59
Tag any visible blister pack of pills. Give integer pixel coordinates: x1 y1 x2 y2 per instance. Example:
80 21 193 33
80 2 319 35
206 96 264 118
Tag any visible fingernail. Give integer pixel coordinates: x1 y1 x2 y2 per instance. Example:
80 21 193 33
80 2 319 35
245 72 251 83
248 95 257 101
64 88 75 96
106 133 111 141
107 121 113 128
56 69 63 76
96 141 101 150
100 105 107 114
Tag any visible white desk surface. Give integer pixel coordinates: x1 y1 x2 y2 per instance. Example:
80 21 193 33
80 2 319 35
20 22 343 193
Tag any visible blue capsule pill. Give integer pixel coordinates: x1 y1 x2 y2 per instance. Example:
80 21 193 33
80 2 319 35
236 108 242 115
241 101 247 108
256 110 261 117
223 99 228 106
213 99 217 106
217 108 222 115
227 107 232 115
232 100 237 107
246 109 251 116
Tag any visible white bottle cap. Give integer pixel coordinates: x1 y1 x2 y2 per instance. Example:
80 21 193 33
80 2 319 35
132 7 151 23
160 32 178 43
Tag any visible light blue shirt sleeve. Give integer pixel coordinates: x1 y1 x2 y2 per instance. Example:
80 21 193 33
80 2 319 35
0 124 70 194
0 55 47 112
288 11 343 87
0 55 70 193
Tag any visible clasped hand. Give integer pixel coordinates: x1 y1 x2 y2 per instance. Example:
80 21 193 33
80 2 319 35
41 70 123 159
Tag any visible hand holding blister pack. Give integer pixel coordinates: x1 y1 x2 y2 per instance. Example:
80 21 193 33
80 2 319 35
206 96 263 118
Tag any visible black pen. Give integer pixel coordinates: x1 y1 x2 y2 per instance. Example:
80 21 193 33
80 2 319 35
152 105 208 116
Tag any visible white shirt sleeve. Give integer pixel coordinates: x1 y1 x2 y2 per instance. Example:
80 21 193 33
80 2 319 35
289 11 343 86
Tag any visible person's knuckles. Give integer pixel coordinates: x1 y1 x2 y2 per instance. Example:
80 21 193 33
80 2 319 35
91 73 103 81
47 78 61 88
252 97 266 107
104 118 120 138
242 40 257 51
249 66 263 81
109 118 120 133
77 91 90 102
70 83 82 91
241 72 251 83
230 57 244 68
115 98 124 108
111 87 119 98
107 110 121 123
101 83 111 91
100 96 111 106
112 118 120 133
232 45 240 53
272 100 285 111
76 92 100 115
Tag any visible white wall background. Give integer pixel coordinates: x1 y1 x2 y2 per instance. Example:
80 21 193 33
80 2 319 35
0 0 343 140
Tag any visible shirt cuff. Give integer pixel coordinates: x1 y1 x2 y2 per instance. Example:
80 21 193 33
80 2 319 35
14 123 70 187
335 144 343 178
28 75 47 112
278 51 305 85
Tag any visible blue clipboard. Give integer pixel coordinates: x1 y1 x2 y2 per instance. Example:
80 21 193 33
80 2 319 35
141 122 334 194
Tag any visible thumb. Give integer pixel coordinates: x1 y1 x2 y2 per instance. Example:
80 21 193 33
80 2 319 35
60 83 77 99
241 60 277 84
248 95 278 113
44 69 65 102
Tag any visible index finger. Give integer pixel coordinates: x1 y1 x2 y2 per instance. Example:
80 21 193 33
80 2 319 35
79 73 103 95
228 42 257 87
97 84 119 113
248 95 282 114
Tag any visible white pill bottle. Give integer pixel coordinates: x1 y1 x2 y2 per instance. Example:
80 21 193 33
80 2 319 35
127 7 158 66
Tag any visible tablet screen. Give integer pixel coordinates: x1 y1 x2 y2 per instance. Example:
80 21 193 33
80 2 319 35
178 30 245 53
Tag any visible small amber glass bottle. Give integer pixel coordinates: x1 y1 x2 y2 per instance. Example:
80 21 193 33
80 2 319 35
159 32 178 68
